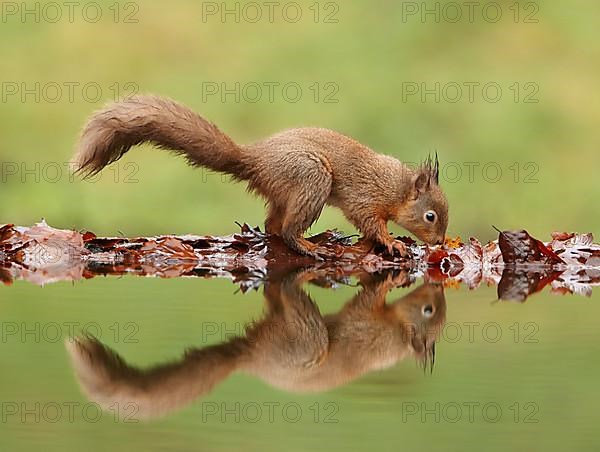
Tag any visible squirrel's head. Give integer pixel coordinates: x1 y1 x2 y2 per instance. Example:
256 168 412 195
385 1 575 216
394 155 448 245
388 282 447 372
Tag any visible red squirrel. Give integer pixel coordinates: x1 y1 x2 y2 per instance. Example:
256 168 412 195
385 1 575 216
66 269 446 420
72 95 449 258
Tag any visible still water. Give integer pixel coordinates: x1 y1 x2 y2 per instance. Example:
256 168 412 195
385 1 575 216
1 268 599 451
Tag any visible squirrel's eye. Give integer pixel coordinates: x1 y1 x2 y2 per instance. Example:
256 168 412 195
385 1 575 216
422 305 434 318
424 210 437 223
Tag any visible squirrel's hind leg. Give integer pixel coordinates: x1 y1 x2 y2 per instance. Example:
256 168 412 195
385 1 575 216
279 161 332 258
265 203 285 235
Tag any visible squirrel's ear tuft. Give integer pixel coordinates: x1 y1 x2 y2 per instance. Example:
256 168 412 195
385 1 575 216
433 152 440 184
419 153 440 186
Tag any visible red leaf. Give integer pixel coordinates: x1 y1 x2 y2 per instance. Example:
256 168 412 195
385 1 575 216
498 230 564 265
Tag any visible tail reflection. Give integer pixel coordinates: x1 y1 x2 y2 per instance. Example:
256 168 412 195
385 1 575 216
66 269 446 419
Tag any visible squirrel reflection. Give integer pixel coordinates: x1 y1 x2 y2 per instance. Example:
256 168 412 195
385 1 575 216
66 269 446 420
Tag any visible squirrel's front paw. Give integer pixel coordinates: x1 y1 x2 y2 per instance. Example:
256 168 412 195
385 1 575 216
386 240 409 258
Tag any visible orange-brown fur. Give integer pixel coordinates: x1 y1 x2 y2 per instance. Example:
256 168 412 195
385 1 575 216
72 95 449 257
65 269 446 420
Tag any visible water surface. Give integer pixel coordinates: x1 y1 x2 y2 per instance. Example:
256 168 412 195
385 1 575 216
1 270 599 451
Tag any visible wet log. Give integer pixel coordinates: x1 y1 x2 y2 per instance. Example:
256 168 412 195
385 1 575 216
1 220 599 301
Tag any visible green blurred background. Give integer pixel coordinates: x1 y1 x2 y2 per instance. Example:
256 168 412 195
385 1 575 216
1 0 598 240
1 1 600 451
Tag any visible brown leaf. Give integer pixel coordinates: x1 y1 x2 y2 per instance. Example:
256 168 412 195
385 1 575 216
498 230 564 265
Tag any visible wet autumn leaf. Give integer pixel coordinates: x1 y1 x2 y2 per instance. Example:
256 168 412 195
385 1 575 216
0 220 598 301
444 236 463 249
497 229 564 265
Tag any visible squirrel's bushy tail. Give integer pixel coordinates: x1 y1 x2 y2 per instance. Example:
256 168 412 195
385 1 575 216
72 95 249 179
65 335 249 420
